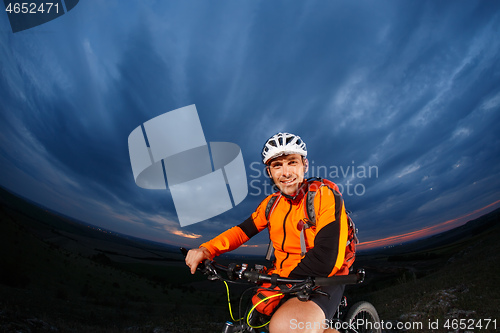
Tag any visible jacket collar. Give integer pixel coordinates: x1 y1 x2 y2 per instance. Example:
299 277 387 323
281 181 308 203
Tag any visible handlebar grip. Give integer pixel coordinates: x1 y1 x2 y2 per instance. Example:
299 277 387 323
315 274 360 286
243 270 265 283
243 271 305 284
179 247 211 273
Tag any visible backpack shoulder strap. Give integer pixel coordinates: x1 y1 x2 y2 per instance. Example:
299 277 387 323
297 178 324 257
265 193 280 220
305 190 317 225
264 193 281 261
304 177 343 226
303 178 327 226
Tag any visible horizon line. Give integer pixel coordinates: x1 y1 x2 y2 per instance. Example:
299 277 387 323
357 199 500 251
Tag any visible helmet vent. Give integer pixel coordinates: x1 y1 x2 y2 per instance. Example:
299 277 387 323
261 132 307 164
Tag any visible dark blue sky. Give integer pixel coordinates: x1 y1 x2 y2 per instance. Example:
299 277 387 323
1 0 499 254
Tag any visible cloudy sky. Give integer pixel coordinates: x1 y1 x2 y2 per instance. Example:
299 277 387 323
1 0 499 254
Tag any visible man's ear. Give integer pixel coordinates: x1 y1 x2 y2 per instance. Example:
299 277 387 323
266 166 272 178
304 158 309 174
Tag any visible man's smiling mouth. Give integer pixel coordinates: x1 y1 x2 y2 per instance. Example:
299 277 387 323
281 178 296 185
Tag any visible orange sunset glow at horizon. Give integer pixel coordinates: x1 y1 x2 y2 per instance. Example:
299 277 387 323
357 200 500 251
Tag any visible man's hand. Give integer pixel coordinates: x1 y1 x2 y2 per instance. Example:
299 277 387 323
185 247 212 274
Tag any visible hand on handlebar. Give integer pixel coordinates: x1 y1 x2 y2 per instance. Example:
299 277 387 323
185 247 213 274
182 247 364 287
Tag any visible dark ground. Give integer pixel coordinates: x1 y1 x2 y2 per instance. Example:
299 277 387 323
1 186 499 332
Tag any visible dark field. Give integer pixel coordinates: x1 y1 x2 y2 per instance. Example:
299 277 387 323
1 186 499 332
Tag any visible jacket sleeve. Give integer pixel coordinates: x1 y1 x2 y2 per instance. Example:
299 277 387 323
200 195 272 258
290 185 349 278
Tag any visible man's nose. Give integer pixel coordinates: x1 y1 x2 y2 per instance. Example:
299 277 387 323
282 164 292 176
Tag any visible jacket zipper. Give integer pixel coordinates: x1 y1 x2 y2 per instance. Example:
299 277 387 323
279 201 293 269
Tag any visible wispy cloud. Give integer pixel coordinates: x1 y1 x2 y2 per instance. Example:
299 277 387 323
1 0 499 252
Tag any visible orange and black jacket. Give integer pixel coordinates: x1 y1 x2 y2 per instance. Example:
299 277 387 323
201 179 349 278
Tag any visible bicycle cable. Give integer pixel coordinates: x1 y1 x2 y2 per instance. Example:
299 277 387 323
223 280 244 322
239 285 260 327
246 293 284 329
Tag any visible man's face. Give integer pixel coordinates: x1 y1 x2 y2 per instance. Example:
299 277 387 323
267 154 306 196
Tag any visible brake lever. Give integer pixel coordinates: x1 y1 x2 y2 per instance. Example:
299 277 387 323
295 277 332 301
293 278 316 302
314 289 331 299
203 260 221 280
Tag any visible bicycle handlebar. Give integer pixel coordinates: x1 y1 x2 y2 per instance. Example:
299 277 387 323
181 247 365 287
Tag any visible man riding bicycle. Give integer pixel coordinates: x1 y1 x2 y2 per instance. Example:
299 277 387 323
186 132 351 333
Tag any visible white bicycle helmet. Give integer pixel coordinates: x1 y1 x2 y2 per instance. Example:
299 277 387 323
262 132 307 164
